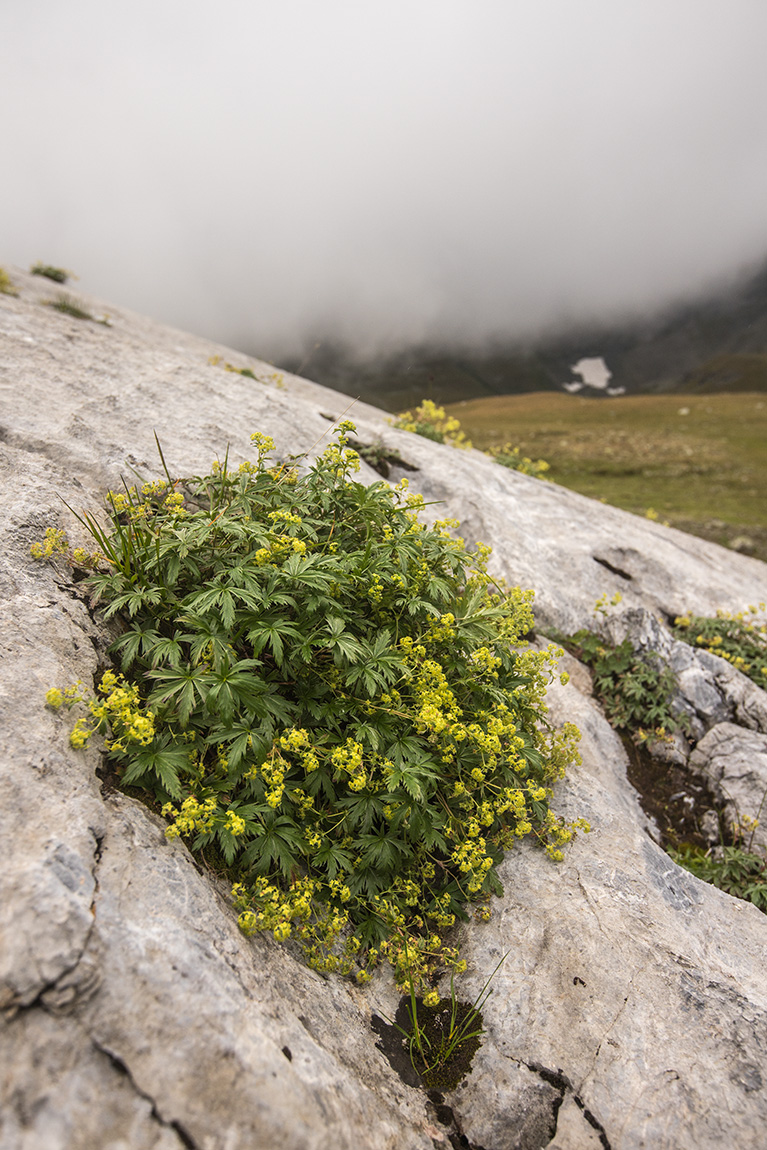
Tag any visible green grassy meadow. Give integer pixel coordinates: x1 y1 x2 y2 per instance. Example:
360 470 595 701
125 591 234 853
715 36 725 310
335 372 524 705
444 392 767 563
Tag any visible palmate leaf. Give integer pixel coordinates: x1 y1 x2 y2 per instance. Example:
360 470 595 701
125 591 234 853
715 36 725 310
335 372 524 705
147 634 185 668
247 619 303 665
241 816 303 876
346 863 388 901
404 803 447 848
349 721 381 752
385 734 427 769
279 552 341 590
119 741 191 798
336 792 385 833
383 761 439 803
202 659 266 721
182 585 226 616
321 616 365 666
312 839 354 879
104 585 165 619
212 724 275 772
148 665 212 725
110 626 154 670
112 628 184 671
358 831 411 872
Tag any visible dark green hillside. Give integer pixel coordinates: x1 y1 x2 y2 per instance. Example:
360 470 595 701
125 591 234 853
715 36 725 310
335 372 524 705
679 353 767 394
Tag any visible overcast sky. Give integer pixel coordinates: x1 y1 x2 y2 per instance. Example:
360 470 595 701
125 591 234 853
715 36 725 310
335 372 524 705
2 1 767 360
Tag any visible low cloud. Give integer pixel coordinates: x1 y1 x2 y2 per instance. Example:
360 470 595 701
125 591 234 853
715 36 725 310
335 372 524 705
2 1 767 362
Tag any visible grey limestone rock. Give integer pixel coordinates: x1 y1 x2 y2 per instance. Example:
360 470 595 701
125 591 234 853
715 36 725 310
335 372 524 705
2 266 767 1149
602 604 767 742
689 723 767 852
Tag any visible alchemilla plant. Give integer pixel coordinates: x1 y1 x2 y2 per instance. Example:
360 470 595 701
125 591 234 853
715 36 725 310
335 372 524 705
673 606 767 691
42 423 585 993
393 398 550 478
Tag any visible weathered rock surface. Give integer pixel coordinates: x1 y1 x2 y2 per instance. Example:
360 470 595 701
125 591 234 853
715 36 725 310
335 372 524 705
689 723 767 851
2 266 767 1149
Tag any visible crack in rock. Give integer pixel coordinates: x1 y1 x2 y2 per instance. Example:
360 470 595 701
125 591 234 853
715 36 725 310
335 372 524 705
521 1062 612 1150
4 829 105 1020
92 1039 199 1150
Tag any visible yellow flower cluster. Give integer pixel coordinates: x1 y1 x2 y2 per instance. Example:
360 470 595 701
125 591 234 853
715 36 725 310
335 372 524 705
411 656 462 738
162 795 218 839
260 747 287 808
45 682 84 711
268 508 303 525
469 645 501 676
253 532 308 566
425 612 458 645
163 491 185 515
318 443 362 480
277 729 322 785
47 671 155 753
488 444 550 479
285 787 311 818
30 527 69 560
225 809 246 836
141 479 168 497
106 489 136 513
88 670 155 751
234 875 363 973
71 547 104 570
331 738 367 791
392 400 472 450
105 480 185 522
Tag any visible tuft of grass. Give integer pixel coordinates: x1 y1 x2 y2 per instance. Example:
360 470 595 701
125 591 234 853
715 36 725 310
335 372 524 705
47 293 94 321
0 266 18 296
31 262 71 284
390 951 506 1089
44 293 111 325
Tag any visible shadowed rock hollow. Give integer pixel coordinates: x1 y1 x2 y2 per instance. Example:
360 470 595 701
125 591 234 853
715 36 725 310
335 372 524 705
2 266 766 1150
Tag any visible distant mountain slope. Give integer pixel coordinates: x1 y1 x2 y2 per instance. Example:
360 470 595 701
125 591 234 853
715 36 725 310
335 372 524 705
275 256 767 410
678 353 767 394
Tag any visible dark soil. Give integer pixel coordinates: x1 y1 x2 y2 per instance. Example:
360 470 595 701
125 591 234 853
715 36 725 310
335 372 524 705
372 994 483 1092
622 735 727 851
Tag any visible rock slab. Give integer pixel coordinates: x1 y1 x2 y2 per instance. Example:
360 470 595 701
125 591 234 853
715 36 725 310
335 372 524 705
2 267 767 1149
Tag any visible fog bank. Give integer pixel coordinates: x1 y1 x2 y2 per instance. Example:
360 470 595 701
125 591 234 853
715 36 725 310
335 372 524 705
2 1 767 360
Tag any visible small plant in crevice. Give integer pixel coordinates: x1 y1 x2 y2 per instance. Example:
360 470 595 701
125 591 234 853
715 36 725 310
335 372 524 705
389 949 507 1089
31 262 72 284
559 628 687 746
485 443 551 480
38 423 586 995
671 844 767 911
393 398 552 478
208 354 285 388
673 605 767 690
672 786 767 913
0 266 19 296
45 293 111 325
392 400 472 450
